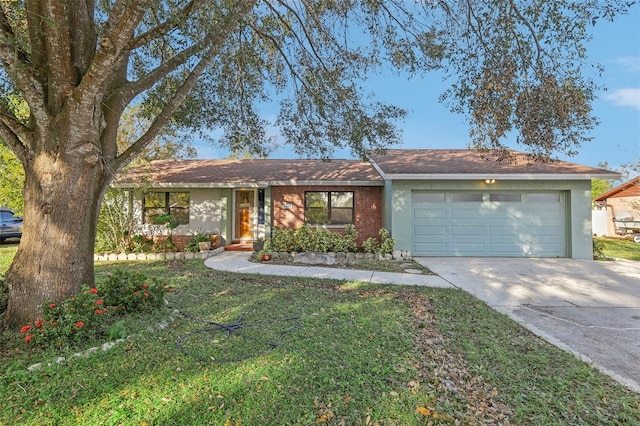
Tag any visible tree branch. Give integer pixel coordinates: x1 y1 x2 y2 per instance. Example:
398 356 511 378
111 0 257 175
0 4 50 132
127 0 210 51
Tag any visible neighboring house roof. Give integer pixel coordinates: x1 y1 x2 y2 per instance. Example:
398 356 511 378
117 158 383 188
369 149 621 180
594 176 640 202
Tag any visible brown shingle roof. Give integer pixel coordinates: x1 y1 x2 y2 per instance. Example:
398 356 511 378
117 158 383 187
370 149 620 179
116 149 621 187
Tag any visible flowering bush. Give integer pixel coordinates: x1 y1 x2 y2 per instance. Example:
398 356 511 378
97 269 165 313
20 269 168 349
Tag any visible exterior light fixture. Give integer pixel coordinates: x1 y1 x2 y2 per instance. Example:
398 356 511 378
485 179 495 184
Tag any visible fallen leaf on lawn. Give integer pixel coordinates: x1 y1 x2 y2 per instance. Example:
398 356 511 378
416 406 432 416
344 396 352 403
317 412 334 422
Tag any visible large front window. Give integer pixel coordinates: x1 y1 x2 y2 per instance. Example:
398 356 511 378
143 191 190 225
305 191 354 225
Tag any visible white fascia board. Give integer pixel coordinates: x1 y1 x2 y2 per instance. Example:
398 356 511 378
382 173 622 180
113 182 267 189
267 180 383 186
113 180 383 188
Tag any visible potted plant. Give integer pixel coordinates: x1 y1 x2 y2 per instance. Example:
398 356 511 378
187 229 211 252
259 249 272 262
253 237 265 252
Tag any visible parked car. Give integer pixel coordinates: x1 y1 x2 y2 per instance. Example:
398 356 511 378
0 208 22 242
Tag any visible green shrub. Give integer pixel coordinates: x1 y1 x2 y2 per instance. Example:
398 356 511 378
95 188 133 253
593 239 612 261
311 227 333 252
362 237 380 253
20 285 118 348
294 224 314 252
131 234 153 253
19 270 168 349
362 228 395 254
98 269 166 313
152 236 176 253
378 228 395 254
341 224 359 252
269 227 296 252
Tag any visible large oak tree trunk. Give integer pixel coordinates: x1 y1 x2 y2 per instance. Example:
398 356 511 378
3 112 109 329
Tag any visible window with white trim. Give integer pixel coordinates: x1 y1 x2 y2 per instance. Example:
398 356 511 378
143 191 190 225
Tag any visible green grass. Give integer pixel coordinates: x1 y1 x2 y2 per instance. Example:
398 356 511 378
595 236 640 261
1 250 639 424
0 241 19 273
594 237 640 260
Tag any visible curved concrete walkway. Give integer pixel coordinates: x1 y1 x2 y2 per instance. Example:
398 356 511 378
204 251 452 287
204 252 640 393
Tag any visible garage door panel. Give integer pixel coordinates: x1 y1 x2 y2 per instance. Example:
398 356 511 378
413 226 447 236
451 226 484 236
412 191 566 257
451 243 487 255
489 243 531 255
414 243 448 254
451 209 484 219
413 209 446 219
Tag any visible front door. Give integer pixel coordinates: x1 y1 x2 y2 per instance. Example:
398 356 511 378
234 190 255 240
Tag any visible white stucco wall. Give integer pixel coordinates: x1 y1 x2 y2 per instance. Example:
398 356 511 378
131 188 224 237
188 188 224 234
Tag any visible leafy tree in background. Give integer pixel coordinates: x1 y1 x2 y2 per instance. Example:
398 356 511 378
0 95 28 214
0 143 24 214
0 1 636 329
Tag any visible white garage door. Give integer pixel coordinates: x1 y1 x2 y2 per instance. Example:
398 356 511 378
412 191 566 257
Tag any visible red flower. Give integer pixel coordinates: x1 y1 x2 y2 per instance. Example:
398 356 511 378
143 283 149 288
49 303 56 309
95 309 103 315
35 320 45 328
90 288 98 294
52 322 58 327
95 299 104 305
21 325 32 334
144 292 150 298
75 321 84 328
24 335 33 343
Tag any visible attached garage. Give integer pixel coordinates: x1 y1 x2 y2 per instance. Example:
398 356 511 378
411 191 566 257
370 149 621 260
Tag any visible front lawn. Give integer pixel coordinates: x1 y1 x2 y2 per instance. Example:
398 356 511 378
1 258 638 425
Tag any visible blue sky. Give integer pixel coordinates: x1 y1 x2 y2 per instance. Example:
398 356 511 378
196 7 640 172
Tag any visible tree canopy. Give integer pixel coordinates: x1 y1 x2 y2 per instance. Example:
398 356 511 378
1 1 636 165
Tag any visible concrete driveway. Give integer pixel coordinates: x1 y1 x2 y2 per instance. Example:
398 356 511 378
414 257 640 393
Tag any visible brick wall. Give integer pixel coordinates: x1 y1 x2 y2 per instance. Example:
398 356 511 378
270 185 383 245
